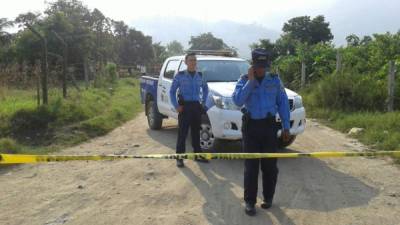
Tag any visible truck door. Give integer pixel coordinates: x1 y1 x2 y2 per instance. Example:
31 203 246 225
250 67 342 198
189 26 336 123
157 59 181 118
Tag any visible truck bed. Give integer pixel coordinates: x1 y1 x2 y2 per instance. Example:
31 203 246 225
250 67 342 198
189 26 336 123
140 75 159 104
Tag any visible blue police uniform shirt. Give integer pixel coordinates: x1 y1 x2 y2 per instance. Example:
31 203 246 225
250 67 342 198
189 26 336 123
232 72 291 130
170 70 209 109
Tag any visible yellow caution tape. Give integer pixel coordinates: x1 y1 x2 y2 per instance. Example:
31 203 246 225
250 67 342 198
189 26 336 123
1 151 399 164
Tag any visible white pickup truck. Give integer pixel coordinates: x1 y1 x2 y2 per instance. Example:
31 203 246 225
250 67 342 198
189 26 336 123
140 53 306 151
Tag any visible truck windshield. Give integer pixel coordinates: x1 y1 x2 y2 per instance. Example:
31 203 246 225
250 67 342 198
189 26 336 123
179 60 250 82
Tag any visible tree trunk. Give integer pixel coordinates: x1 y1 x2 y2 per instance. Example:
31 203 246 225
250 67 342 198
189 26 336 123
27 24 48 104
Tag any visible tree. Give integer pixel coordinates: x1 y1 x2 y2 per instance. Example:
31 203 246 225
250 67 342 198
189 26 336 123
282 15 333 45
275 34 298 56
5 0 158 89
16 12 49 104
360 35 373 45
117 28 153 65
189 32 228 50
0 18 15 67
152 42 168 64
166 40 184 56
346 34 360 46
112 20 128 37
44 0 94 73
309 15 334 44
89 8 114 66
0 18 14 45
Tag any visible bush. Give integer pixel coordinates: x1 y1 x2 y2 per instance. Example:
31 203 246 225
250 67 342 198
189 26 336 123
312 71 387 111
0 78 141 152
9 106 56 135
105 63 118 83
273 55 301 90
0 138 19 154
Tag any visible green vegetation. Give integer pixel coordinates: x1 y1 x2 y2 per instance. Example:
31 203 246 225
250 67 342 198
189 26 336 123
252 15 400 160
0 78 142 154
302 103 400 163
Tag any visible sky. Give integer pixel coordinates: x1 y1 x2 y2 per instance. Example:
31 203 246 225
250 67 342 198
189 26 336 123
2 0 399 53
1 0 337 30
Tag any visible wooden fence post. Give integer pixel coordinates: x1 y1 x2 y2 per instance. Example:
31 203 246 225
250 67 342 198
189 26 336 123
336 50 342 73
52 31 68 98
387 61 396 112
301 61 306 89
35 60 41 106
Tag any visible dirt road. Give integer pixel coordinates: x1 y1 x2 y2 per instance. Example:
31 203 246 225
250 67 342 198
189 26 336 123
1 113 399 225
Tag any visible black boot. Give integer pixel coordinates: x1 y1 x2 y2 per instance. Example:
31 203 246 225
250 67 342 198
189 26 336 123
260 199 272 209
176 159 184 168
245 202 256 216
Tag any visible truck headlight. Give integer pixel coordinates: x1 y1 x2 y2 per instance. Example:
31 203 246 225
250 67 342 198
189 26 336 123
212 95 239 110
294 95 303 109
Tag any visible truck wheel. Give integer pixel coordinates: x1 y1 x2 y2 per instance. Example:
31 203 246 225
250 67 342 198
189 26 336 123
200 117 215 152
278 135 296 149
146 100 163 130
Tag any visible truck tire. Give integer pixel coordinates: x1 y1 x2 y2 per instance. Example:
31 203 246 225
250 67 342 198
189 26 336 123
200 115 215 152
278 135 296 149
146 100 163 130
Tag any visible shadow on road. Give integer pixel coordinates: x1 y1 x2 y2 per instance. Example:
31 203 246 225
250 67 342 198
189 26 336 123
147 126 378 224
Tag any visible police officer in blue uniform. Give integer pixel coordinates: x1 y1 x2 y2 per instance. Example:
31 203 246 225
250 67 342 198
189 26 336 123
170 52 209 168
232 48 291 216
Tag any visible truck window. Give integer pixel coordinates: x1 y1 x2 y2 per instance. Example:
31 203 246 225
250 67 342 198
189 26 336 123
179 60 249 82
164 60 180 79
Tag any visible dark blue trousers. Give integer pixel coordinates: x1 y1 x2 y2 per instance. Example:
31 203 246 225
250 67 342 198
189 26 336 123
242 118 279 205
176 102 202 154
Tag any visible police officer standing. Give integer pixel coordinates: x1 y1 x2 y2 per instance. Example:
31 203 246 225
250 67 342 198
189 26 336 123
170 52 209 168
232 48 291 216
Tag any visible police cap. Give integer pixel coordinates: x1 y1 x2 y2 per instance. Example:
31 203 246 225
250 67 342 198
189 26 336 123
251 48 271 68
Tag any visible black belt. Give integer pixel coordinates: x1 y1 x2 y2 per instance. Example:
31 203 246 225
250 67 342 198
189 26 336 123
249 116 275 124
183 101 200 104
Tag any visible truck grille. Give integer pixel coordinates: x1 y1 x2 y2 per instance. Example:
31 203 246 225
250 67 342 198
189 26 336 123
289 99 294 111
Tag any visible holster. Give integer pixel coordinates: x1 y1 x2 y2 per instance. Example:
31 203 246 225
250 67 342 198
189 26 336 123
178 94 184 106
241 108 250 134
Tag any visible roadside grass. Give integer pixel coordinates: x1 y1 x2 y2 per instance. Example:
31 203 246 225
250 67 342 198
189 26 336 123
0 78 142 154
302 92 400 163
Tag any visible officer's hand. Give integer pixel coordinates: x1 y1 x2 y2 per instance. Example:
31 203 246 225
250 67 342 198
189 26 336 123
248 67 255 80
177 106 184 113
282 129 290 142
201 104 208 114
